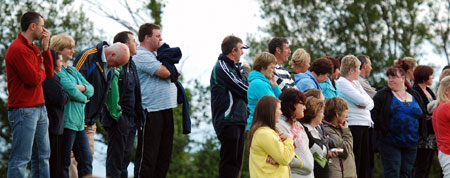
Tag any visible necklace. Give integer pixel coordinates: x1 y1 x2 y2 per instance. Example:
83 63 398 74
394 90 409 106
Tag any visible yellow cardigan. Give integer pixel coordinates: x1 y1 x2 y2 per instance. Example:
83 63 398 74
249 126 295 178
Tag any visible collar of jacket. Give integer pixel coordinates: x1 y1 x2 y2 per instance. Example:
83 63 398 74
323 120 338 129
218 54 237 67
96 41 109 62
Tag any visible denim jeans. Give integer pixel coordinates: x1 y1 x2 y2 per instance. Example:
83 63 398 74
7 105 50 178
377 132 417 178
61 128 93 178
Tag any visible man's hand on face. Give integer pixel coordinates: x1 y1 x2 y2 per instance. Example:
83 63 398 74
42 28 50 51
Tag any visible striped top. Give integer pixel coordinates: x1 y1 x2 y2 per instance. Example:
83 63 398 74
134 46 177 112
274 64 296 91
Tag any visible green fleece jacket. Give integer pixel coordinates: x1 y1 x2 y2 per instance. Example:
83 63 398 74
105 66 122 120
58 66 94 131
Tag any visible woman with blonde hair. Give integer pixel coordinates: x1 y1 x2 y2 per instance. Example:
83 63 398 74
433 76 450 177
336 55 373 178
51 34 94 178
290 48 311 74
248 95 295 178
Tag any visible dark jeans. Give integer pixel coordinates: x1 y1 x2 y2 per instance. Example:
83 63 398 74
134 109 174 178
106 117 136 178
49 133 64 178
350 126 371 178
414 148 435 178
61 128 93 178
217 125 245 178
377 132 417 178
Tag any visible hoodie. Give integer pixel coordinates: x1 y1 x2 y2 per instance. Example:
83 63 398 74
294 70 321 92
246 70 281 130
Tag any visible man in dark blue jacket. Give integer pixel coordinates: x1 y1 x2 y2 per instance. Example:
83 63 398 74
210 35 249 178
71 41 129 176
102 31 146 178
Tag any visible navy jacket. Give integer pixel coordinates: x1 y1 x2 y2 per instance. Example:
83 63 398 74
210 54 249 136
101 58 146 129
157 43 191 134
43 75 70 135
73 41 114 125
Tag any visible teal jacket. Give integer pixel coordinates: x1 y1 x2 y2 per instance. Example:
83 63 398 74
320 78 340 99
247 70 281 130
58 66 94 131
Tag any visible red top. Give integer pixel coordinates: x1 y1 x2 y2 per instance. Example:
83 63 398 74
5 33 53 107
433 102 450 154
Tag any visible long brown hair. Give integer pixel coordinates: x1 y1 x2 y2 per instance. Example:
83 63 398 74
248 95 280 149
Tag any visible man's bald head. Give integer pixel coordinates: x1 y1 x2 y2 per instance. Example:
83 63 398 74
105 43 130 67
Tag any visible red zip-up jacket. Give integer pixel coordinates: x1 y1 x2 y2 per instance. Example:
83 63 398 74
5 33 53 108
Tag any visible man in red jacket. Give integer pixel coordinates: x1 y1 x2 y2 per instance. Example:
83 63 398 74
4 11 54 178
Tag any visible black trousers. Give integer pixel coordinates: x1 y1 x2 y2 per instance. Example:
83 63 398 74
217 125 245 178
414 148 435 178
106 117 136 178
350 126 371 178
49 133 63 178
134 109 174 178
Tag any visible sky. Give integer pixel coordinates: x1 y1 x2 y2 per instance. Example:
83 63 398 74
78 0 264 85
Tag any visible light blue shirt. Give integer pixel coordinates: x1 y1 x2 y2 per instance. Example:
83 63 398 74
134 46 177 112
101 46 112 77
294 70 321 92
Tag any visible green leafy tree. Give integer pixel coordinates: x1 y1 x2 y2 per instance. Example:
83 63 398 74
248 0 431 88
0 0 100 176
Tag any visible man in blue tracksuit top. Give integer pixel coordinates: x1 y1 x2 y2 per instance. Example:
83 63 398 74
210 35 249 178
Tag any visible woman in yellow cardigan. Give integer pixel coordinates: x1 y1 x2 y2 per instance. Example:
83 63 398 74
248 95 295 178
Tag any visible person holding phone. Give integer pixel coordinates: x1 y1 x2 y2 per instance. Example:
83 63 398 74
323 97 357 178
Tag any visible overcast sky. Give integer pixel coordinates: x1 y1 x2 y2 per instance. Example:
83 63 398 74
78 0 264 85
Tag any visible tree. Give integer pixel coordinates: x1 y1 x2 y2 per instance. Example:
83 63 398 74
428 0 450 65
0 0 100 176
248 0 431 87
83 0 165 33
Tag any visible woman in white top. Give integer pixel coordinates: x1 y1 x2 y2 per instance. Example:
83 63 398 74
336 55 374 178
277 88 314 178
